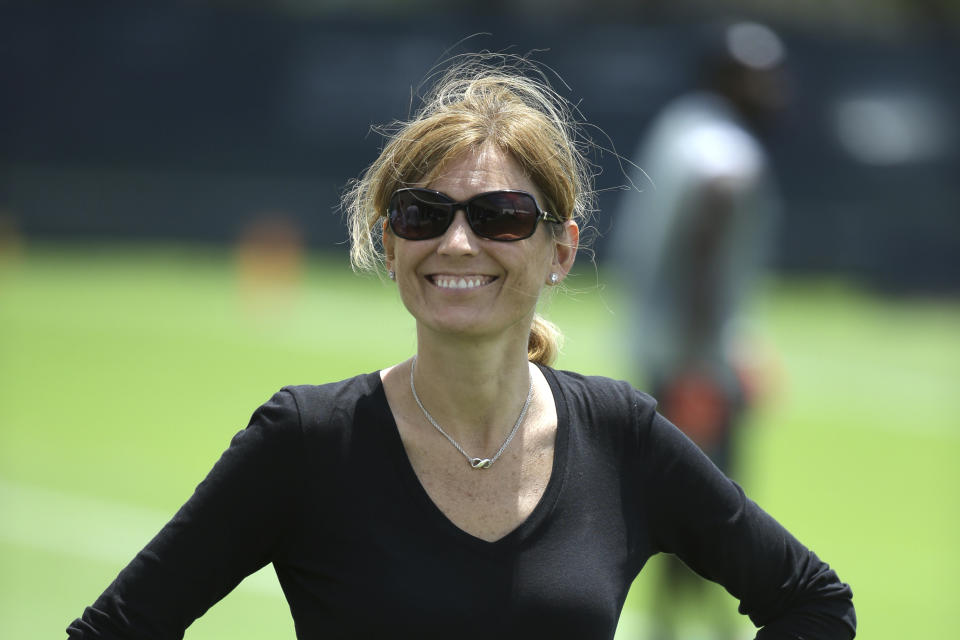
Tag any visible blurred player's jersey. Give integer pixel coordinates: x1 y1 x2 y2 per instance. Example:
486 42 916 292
613 92 780 396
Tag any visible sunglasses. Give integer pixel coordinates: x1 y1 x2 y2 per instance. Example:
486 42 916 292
387 188 563 241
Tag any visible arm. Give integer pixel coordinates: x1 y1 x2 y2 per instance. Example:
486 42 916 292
686 177 739 352
641 411 856 638
67 390 306 639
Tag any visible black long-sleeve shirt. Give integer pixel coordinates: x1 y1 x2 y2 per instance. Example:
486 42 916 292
68 367 856 639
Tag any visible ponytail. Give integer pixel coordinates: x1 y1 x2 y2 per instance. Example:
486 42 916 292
528 313 563 367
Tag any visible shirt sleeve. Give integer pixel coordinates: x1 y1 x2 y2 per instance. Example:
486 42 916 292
639 409 856 639
66 389 306 639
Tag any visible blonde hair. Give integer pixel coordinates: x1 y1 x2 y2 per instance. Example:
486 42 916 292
342 53 594 366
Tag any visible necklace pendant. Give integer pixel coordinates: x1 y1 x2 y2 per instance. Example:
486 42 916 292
470 458 492 469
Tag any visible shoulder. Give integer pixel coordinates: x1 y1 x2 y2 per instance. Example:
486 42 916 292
655 93 765 181
541 366 657 432
281 371 380 415
237 373 382 438
274 371 384 434
228 373 384 474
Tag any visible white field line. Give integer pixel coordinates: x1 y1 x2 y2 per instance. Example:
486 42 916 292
0 478 283 597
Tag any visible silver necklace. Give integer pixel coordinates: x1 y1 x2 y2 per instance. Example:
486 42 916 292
409 356 533 469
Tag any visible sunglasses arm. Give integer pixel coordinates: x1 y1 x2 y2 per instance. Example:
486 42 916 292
542 211 564 224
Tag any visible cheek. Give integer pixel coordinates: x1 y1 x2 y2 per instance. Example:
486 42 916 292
504 249 552 296
391 239 425 271
522 239 556 277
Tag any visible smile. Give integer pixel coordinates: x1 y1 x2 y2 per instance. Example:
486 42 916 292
429 275 495 290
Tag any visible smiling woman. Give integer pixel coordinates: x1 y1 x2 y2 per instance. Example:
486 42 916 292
345 54 592 368
68 53 856 639
382 146 578 354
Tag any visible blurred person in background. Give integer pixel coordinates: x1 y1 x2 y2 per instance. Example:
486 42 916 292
68 53 853 639
612 21 790 640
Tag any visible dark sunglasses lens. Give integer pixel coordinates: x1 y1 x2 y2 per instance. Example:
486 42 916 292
389 191 451 240
469 192 540 240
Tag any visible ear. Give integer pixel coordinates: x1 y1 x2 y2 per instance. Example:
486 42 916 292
550 220 579 282
382 218 395 270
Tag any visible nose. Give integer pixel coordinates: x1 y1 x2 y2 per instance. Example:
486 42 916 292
437 210 480 255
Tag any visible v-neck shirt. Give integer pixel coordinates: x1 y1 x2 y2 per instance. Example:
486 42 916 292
68 367 856 639
385 365 569 552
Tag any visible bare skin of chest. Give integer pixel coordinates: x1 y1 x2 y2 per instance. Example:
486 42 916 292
397 413 556 542
381 364 558 542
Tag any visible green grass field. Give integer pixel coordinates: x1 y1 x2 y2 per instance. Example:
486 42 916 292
1 242 958 638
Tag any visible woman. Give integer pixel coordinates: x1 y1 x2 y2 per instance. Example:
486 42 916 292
68 55 855 639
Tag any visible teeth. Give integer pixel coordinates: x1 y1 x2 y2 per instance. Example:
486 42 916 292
435 276 487 289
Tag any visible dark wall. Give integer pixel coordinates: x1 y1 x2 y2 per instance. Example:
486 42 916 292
2 4 958 292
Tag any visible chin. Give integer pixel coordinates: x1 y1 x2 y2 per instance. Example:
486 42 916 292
420 308 535 343
427 315 494 337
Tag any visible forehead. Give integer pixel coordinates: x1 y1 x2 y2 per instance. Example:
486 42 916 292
425 147 541 201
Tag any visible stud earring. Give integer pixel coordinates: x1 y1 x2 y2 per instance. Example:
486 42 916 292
549 273 559 285
388 269 396 281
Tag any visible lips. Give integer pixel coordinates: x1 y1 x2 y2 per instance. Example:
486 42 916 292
429 274 496 290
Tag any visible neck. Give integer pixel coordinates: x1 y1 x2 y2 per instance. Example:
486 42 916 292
410 328 534 451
